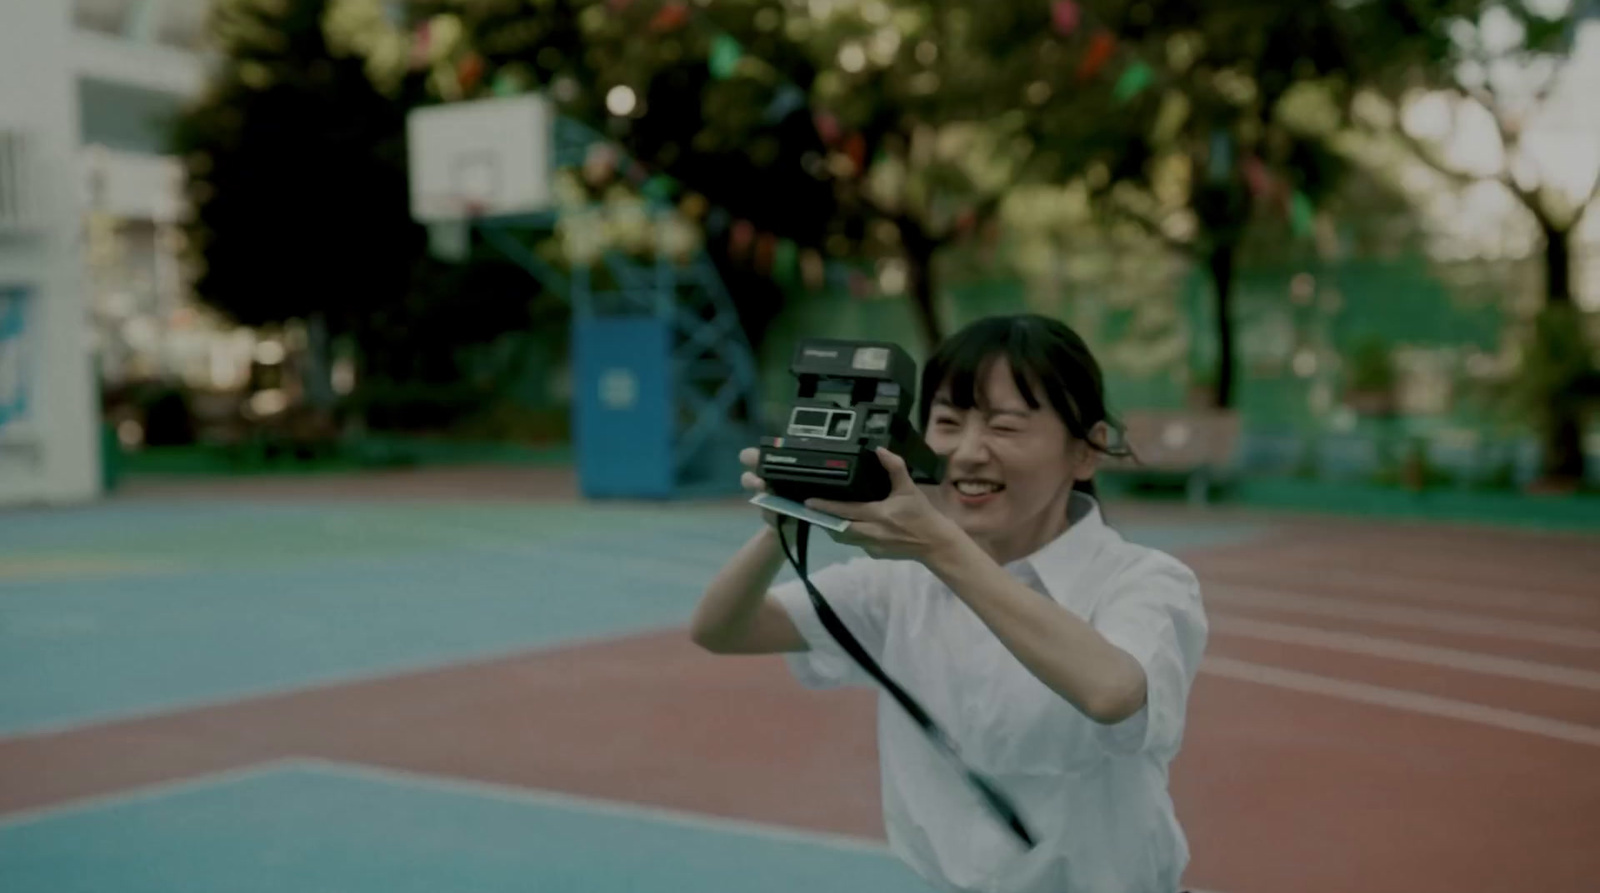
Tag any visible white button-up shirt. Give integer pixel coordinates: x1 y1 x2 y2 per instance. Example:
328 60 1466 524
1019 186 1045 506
771 494 1207 893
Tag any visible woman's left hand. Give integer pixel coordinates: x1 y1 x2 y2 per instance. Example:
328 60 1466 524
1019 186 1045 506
805 448 959 562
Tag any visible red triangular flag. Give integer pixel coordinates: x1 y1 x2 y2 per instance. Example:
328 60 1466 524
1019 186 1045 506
649 2 690 32
1051 1 1081 37
1077 31 1116 81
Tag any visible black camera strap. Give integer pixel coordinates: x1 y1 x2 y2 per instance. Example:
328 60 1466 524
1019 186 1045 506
775 520 1036 850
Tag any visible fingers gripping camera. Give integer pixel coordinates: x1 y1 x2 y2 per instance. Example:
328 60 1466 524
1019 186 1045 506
758 339 946 504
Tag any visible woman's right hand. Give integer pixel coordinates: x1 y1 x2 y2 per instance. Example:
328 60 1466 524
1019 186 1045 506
741 447 787 531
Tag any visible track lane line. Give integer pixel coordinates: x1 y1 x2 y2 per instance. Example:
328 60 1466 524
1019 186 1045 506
1201 656 1600 747
1208 585 1600 649
1211 614 1600 690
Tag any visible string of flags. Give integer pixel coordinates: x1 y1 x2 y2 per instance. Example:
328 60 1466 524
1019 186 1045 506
1045 0 1315 238
432 0 1322 293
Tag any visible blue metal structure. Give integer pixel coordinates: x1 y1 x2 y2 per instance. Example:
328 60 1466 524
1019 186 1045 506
0 287 29 433
464 117 761 500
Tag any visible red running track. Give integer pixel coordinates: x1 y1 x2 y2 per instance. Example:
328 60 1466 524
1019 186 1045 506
2 511 1596 893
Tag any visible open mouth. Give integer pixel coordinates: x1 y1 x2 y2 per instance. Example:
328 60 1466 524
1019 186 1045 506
951 479 1005 502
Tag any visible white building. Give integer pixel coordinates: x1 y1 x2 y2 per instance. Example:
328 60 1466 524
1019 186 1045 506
0 0 211 506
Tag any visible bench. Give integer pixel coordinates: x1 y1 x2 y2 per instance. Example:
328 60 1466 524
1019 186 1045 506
1101 409 1242 505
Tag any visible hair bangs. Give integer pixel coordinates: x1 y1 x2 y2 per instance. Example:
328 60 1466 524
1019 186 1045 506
919 316 1094 440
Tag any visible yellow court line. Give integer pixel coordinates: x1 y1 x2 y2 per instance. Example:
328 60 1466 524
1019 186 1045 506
0 556 184 583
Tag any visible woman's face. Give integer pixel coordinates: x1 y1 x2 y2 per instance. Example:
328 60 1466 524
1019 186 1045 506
924 357 1100 543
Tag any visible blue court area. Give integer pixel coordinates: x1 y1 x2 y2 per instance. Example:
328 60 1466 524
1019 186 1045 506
0 761 929 893
1 494 1263 893
0 498 1264 737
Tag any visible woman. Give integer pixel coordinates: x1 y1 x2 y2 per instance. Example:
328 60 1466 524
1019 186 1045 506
689 314 1208 893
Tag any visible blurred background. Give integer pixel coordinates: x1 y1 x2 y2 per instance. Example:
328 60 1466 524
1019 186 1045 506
2 2 1599 893
1 0 1597 507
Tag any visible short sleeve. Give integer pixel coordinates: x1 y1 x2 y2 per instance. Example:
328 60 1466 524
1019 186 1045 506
770 557 893 690
1091 556 1208 756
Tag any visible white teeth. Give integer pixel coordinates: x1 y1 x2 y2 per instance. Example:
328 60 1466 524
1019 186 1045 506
954 481 1002 496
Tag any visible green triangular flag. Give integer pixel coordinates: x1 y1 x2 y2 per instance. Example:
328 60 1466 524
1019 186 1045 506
1113 61 1154 103
710 34 743 80
773 238 799 285
1290 190 1315 237
642 175 676 201
491 69 523 97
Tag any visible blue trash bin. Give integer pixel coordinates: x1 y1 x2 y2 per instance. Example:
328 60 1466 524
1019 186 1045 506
571 316 676 499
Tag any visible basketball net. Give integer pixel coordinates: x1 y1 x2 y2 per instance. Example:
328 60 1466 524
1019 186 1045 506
425 197 487 263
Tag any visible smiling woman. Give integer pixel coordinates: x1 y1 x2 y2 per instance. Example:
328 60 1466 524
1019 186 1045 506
916 314 1131 563
690 314 1208 893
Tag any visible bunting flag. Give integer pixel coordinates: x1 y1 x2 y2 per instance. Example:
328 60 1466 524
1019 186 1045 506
409 21 432 70
649 2 690 32
1290 190 1315 237
754 233 777 274
1112 61 1153 102
1240 155 1272 200
844 133 867 173
1077 31 1116 81
457 53 486 93
814 112 842 146
710 34 743 80
1050 0 1081 37
773 238 799 285
491 68 524 96
642 175 676 202
763 84 808 123
1206 129 1233 183
730 219 755 257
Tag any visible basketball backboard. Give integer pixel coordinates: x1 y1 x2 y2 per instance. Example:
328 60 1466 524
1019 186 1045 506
406 94 555 224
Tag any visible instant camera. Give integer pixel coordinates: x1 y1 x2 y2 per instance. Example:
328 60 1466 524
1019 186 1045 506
757 339 946 504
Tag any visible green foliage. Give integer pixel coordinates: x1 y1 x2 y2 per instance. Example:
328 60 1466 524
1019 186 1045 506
173 0 566 420
1347 335 1398 394
171 0 429 335
1517 304 1599 425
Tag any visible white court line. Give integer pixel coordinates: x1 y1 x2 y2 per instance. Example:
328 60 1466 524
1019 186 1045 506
1211 614 1600 691
1196 561 1600 618
293 760 1237 893
1202 656 1600 747
0 754 1232 893
0 621 680 744
0 758 303 830
1209 585 1600 649
292 757 894 855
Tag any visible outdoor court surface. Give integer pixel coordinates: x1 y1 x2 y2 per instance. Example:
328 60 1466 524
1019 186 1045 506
2 467 1597 893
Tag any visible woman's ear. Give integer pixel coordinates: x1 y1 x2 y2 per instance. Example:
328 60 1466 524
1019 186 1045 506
1074 421 1110 482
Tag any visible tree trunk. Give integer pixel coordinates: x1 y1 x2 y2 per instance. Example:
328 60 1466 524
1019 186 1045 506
1536 220 1586 487
1545 219 1572 308
1207 243 1238 409
905 241 945 352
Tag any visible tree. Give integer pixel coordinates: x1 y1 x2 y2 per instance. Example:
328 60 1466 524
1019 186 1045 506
1344 2 1599 487
958 1 1481 409
172 0 426 343
419 0 1058 350
172 0 561 422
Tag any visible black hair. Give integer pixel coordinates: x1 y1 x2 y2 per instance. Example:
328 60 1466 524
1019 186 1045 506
917 314 1128 500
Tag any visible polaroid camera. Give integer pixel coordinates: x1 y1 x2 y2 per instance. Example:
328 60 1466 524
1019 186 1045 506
758 338 946 503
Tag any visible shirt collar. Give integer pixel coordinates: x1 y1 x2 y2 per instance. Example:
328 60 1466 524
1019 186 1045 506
1011 491 1111 605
